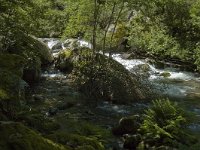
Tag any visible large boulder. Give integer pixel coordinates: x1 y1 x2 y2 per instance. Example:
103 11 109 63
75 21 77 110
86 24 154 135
0 54 27 116
112 115 141 136
9 35 53 65
160 71 171 78
68 48 146 104
7 35 53 84
0 54 25 77
0 69 27 117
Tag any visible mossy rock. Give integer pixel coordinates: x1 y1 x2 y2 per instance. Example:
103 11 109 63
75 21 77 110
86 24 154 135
0 122 69 150
8 35 53 65
70 48 146 104
47 132 105 150
54 118 113 146
17 112 60 134
55 49 73 72
160 72 171 78
7 35 53 84
0 54 25 77
22 56 41 84
0 69 26 99
75 145 95 150
0 54 27 101
112 115 141 136
0 70 26 116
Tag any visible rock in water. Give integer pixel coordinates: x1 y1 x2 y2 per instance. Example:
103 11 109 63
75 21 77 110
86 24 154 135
160 72 171 78
52 42 63 50
112 115 141 136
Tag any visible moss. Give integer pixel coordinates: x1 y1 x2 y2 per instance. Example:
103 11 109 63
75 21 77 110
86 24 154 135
59 49 73 59
0 70 25 116
47 132 105 150
6 35 53 84
112 115 141 136
9 35 53 65
55 49 73 72
17 112 60 134
160 72 171 78
0 89 9 100
0 54 25 77
0 122 69 150
0 69 24 100
0 54 27 116
75 145 95 150
47 118 113 149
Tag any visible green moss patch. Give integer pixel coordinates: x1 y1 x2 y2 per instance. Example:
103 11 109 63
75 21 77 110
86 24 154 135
47 132 104 150
0 122 69 150
0 54 25 77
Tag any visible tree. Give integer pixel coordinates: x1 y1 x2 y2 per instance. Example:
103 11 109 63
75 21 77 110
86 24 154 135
63 0 129 53
0 0 46 51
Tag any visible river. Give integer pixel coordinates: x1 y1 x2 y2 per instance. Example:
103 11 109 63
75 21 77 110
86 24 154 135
39 38 200 133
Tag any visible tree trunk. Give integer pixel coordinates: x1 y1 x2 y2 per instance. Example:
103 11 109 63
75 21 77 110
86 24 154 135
109 2 125 57
102 2 116 54
92 0 98 54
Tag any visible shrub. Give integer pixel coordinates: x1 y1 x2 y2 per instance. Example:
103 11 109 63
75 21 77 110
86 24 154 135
139 99 196 148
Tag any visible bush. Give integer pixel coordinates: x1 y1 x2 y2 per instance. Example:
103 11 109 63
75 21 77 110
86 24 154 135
139 99 196 149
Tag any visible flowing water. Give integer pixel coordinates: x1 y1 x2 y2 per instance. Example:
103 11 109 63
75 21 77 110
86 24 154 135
38 38 200 134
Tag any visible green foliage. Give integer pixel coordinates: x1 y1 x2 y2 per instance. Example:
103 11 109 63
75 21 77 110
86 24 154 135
35 0 69 37
0 54 27 117
7 35 53 83
17 111 60 134
194 43 200 70
0 122 68 150
128 0 200 70
139 99 196 148
47 132 105 150
0 89 9 100
0 69 26 117
0 0 41 50
0 54 25 77
63 0 129 51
